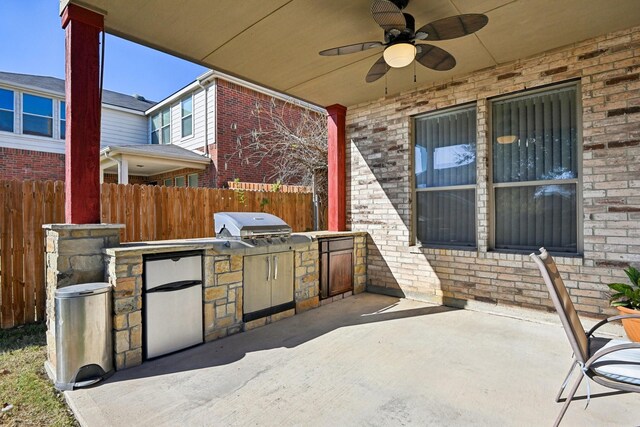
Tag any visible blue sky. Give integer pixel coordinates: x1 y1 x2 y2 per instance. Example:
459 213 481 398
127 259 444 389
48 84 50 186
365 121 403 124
0 0 207 102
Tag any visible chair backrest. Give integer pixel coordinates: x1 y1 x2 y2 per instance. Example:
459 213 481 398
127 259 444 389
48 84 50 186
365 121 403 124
530 248 588 363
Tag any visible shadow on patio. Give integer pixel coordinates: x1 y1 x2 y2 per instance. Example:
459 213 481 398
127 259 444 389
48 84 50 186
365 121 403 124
66 293 638 427
113 295 457 382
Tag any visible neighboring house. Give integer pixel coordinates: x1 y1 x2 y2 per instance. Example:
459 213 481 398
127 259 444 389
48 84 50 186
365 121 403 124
0 70 323 188
130 70 324 188
0 71 156 181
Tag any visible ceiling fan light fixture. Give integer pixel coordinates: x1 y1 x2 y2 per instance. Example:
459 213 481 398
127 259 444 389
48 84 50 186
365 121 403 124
383 43 416 68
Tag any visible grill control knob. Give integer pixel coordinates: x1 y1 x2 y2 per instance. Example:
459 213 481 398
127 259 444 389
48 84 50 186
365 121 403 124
280 236 287 243
251 238 258 246
266 238 273 244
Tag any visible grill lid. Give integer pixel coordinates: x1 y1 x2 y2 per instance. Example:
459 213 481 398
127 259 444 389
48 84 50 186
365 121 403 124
214 212 292 238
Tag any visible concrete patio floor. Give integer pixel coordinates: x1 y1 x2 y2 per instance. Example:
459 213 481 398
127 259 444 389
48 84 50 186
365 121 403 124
66 293 638 426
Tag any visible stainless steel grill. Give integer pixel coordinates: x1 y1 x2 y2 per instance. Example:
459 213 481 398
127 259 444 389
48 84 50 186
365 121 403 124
214 212 292 246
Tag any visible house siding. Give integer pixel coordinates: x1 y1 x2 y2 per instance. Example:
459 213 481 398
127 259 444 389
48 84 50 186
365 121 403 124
346 25 640 318
100 107 148 147
167 85 213 153
0 102 147 156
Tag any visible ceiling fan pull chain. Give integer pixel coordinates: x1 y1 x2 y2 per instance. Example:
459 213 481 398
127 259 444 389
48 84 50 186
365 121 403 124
413 60 417 83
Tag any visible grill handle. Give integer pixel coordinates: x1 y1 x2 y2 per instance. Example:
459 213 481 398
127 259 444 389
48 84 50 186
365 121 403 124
274 255 278 280
266 257 271 281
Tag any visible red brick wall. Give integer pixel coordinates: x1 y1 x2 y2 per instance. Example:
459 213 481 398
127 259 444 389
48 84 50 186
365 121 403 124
0 147 65 181
215 79 311 185
103 174 148 185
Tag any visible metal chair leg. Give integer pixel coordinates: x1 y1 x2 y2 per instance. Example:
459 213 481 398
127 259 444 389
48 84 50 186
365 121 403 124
555 360 578 403
554 372 584 427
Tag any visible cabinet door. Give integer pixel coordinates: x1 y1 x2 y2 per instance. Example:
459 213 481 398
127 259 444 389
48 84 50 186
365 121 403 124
328 251 353 296
243 254 271 313
271 251 294 307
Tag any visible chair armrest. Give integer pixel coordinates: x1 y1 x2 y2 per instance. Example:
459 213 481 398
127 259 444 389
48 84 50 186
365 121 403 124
585 342 640 369
586 313 640 338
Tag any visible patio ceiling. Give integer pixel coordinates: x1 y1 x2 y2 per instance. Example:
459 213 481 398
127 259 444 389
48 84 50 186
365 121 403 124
62 0 640 107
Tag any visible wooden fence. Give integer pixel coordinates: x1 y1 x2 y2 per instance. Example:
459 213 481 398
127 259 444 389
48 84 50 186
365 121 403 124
0 180 314 328
227 181 312 193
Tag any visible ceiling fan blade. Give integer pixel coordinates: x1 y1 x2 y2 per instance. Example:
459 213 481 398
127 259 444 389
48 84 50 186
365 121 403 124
319 41 384 56
366 55 390 83
371 0 406 31
416 44 456 71
416 14 488 41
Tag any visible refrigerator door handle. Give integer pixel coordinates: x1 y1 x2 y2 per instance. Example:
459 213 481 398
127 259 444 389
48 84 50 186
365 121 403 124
146 280 202 293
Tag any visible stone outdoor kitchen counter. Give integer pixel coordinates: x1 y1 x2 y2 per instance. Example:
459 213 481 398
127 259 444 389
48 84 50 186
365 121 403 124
101 231 367 370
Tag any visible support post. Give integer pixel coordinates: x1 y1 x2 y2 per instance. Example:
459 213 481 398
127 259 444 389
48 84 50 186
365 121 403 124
326 104 347 231
118 158 129 184
61 4 104 224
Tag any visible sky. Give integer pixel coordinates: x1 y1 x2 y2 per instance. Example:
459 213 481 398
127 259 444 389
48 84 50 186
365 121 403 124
0 0 208 102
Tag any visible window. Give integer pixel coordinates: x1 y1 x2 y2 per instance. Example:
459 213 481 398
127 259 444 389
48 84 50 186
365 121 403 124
60 101 66 140
151 108 171 144
175 176 186 187
0 88 14 132
491 84 578 253
414 105 477 247
188 173 198 187
164 178 173 187
23 93 53 137
181 96 193 138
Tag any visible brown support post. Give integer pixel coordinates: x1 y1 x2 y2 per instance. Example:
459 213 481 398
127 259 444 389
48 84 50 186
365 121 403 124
61 4 104 224
326 104 347 231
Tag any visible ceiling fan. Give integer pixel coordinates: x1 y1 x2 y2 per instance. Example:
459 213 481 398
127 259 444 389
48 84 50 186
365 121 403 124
319 0 488 82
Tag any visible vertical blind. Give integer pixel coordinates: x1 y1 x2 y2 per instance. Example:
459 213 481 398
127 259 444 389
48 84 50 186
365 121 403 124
415 106 476 247
492 85 578 252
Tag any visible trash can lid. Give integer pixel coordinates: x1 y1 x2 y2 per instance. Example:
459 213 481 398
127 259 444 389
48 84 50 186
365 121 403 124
55 282 111 299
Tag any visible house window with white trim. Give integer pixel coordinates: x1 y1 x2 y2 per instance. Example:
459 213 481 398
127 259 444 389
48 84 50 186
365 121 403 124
0 88 14 132
188 173 198 187
181 95 193 138
491 83 579 253
60 101 66 140
175 176 185 187
151 108 171 144
22 93 53 137
414 105 477 248
164 178 172 187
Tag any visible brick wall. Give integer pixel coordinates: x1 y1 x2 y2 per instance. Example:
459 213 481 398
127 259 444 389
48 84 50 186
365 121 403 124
0 147 65 181
215 79 309 185
346 26 640 318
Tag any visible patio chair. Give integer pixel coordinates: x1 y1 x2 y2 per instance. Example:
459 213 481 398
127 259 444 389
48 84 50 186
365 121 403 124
530 248 640 426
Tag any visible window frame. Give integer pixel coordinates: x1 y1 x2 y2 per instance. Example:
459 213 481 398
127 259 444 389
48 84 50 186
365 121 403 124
0 87 15 133
187 173 198 187
151 107 171 144
21 92 54 138
175 176 186 187
181 95 193 139
412 103 479 250
163 178 173 187
487 81 583 254
59 100 66 140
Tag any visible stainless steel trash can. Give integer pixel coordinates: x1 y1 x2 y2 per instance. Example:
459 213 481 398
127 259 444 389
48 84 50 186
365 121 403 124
54 282 113 390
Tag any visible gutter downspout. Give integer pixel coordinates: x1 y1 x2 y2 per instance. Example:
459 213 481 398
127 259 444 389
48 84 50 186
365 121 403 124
197 78 211 158
103 149 122 184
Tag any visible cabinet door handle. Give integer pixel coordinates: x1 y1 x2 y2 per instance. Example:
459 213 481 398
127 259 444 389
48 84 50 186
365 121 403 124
273 256 278 280
267 256 271 281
